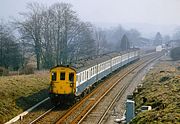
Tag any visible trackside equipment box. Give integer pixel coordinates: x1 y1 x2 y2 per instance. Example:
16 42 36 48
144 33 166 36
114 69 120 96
126 99 135 123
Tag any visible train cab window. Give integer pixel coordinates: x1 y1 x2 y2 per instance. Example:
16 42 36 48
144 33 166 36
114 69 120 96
69 73 74 82
52 72 56 81
60 72 65 80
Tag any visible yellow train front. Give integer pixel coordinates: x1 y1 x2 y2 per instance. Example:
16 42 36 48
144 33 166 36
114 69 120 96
49 65 76 105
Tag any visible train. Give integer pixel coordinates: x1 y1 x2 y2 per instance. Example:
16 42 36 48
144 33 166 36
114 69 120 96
49 49 140 105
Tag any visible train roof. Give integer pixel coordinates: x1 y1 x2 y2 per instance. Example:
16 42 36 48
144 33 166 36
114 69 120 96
50 65 77 72
72 48 139 73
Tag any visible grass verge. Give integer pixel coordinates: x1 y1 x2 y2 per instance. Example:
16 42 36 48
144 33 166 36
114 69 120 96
0 71 49 123
131 57 180 124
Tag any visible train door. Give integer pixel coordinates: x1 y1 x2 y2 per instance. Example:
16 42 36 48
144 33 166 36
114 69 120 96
59 71 67 94
69 72 75 93
59 71 73 94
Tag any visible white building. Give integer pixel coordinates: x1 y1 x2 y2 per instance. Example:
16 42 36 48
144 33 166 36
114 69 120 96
156 45 163 51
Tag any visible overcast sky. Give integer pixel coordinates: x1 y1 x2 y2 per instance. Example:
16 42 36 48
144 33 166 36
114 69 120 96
0 0 180 37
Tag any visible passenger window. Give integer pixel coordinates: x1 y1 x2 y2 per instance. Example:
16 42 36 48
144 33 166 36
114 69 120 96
76 75 78 82
81 72 83 81
69 73 74 82
87 71 88 79
90 68 92 76
84 72 86 80
52 72 56 81
82 72 84 81
60 72 65 80
78 75 80 83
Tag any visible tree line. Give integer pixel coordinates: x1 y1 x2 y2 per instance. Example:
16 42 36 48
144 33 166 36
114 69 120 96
0 2 146 71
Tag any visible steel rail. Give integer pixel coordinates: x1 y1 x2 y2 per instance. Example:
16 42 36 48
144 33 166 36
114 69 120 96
29 106 55 124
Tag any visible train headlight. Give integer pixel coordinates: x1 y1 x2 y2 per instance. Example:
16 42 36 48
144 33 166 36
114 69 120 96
70 83 73 87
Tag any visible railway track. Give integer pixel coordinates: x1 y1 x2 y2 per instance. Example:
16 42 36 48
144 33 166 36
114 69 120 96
56 53 162 124
29 106 55 124
77 53 162 124
27 52 163 124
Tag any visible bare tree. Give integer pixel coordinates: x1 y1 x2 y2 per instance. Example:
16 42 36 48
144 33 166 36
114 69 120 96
14 2 143 70
40 8 55 68
126 29 140 47
15 2 97 68
93 28 109 55
68 22 96 63
105 25 126 51
0 21 21 70
16 3 44 70
173 27 180 40
172 27 180 46
163 35 171 44
50 3 82 65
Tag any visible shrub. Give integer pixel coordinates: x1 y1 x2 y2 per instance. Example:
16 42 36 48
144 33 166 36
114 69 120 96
0 67 9 76
19 65 34 75
170 47 180 61
159 76 171 83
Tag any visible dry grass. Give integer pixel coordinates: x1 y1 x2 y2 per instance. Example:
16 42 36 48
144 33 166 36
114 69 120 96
0 71 49 123
131 57 180 124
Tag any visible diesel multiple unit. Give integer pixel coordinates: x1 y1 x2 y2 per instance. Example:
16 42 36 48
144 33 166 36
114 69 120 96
49 49 140 104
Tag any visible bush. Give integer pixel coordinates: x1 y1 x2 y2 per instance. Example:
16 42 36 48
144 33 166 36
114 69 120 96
19 65 34 75
0 67 9 76
159 76 171 83
170 47 180 60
